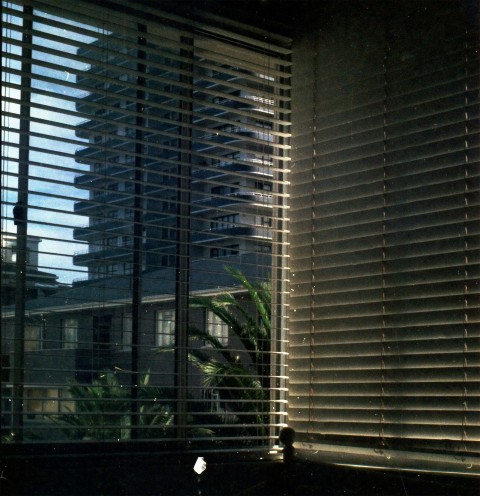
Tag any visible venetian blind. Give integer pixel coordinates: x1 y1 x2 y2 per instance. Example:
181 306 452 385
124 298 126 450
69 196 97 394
288 1 479 474
0 0 290 452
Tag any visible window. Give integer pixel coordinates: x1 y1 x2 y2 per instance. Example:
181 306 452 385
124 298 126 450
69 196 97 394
256 216 272 227
61 319 78 349
155 310 175 347
210 214 239 230
124 181 134 192
122 313 132 351
210 245 239 258
1 0 290 450
211 185 238 195
160 254 176 267
25 388 59 415
162 199 176 211
206 311 229 346
254 181 272 191
24 323 43 352
254 243 271 254
161 228 177 240
1 0 480 487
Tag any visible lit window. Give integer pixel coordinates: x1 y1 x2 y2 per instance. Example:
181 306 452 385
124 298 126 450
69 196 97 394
207 310 228 346
155 309 175 347
25 388 60 415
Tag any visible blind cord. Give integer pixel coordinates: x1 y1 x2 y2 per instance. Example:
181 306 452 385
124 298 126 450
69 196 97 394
377 13 391 455
458 25 470 462
308 27 318 435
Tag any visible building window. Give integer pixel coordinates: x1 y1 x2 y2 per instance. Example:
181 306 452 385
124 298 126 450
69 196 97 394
58 389 75 414
124 181 134 192
62 318 78 349
254 181 272 191
122 313 132 351
211 185 237 195
210 245 239 258
25 323 44 352
155 310 175 347
161 228 177 240
206 311 229 346
162 199 176 211
161 255 176 267
256 216 272 227
210 214 239 230
254 243 271 254
25 388 60 415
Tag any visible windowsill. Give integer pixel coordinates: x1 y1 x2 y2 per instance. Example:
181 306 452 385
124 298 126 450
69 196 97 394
0 445 476 496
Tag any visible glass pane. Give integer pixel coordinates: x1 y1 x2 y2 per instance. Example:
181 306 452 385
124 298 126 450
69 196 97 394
1 0 290 449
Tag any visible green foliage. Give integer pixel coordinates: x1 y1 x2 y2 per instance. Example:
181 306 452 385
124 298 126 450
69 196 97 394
51 371 173 441
189 266 271 426
1 432 15 443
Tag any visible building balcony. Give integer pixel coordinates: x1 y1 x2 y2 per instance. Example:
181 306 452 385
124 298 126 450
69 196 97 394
74 191 133 213
75 140 136 161
73 218 134 240
75 119 128 141
192 160 273 180
197 127 273 143
143 240 177 253
74 165 133 187
194 99 255 119
193 139 274 158
193 191 272 213
192 225 272 244
73 245 133 265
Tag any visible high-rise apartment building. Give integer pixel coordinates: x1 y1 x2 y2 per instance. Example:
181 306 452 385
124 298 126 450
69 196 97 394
72 32 287 280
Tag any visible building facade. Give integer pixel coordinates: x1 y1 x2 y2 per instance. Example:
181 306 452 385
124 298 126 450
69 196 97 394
72 31 287 280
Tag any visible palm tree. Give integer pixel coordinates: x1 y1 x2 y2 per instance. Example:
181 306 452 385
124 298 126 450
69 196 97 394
189 266 271 426
51 371 173 441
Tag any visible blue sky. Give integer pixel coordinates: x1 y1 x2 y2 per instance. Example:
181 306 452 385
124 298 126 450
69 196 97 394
2 7 100 283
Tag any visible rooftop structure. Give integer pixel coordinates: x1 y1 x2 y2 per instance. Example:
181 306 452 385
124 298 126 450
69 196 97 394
1 233 65 306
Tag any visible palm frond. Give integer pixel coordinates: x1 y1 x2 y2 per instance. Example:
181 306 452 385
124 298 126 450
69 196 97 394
49 371 174 440
191 293 260 361
225 266 271 337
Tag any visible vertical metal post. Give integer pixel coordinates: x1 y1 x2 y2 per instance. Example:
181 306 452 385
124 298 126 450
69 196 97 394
12 5 33 442
175 35 193 444
130 23 147 438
